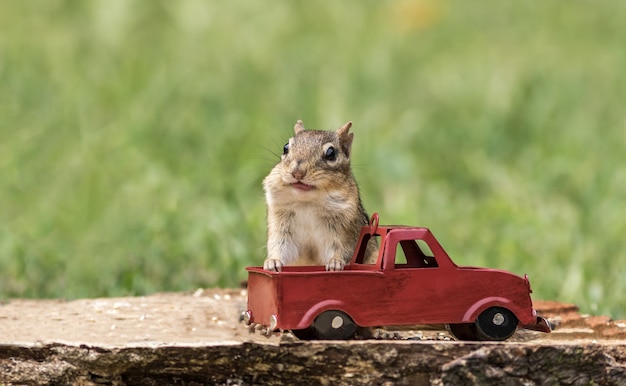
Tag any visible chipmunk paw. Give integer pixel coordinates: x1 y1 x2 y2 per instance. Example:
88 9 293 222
325 257 346 271
263 258 283 272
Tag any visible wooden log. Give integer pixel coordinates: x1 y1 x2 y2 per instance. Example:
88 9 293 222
1 289 625 385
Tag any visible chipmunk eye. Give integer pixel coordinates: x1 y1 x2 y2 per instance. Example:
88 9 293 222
324 146 337 161
283 143 289 155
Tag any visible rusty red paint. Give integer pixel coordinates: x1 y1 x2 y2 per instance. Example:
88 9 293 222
246 214 551 341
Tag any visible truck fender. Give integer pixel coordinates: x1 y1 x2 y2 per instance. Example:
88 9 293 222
298 299 348 329
462 297 520 323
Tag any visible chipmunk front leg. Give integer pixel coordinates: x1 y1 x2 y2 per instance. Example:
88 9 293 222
324 240 349 271
264 237 289 272
264 214 297 272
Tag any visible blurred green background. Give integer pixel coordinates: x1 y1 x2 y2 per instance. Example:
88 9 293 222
1 1 624 319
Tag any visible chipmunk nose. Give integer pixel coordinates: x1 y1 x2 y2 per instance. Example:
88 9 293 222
290 162 307 180
291 168 306 180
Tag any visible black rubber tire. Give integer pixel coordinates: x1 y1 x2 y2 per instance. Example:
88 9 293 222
445 323 479 341
474 307 518 341
290 327 316 340
312 310 357 340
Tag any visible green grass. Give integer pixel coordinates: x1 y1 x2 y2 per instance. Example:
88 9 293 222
1 0 625 319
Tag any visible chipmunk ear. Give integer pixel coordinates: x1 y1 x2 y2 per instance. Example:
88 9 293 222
294 120 305 135
336 121 354 157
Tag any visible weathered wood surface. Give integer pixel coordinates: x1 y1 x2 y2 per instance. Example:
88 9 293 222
1 289 625 385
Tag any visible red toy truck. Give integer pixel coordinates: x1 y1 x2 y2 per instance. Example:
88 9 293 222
245 214 551 341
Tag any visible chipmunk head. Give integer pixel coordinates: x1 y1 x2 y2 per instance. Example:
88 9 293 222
265 120 355 199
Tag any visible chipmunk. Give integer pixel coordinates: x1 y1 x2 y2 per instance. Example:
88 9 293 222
263 120 377 272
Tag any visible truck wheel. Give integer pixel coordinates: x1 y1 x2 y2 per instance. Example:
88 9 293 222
474 307 518 341
445 323 479 341
290 327 316 340
312 310 357 340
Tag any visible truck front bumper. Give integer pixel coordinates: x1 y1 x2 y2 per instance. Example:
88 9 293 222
243 310 278 331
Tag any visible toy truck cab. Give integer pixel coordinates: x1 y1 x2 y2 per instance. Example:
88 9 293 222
245 214 550 341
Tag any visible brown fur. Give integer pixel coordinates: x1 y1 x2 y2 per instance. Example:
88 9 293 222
263 120 377 271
